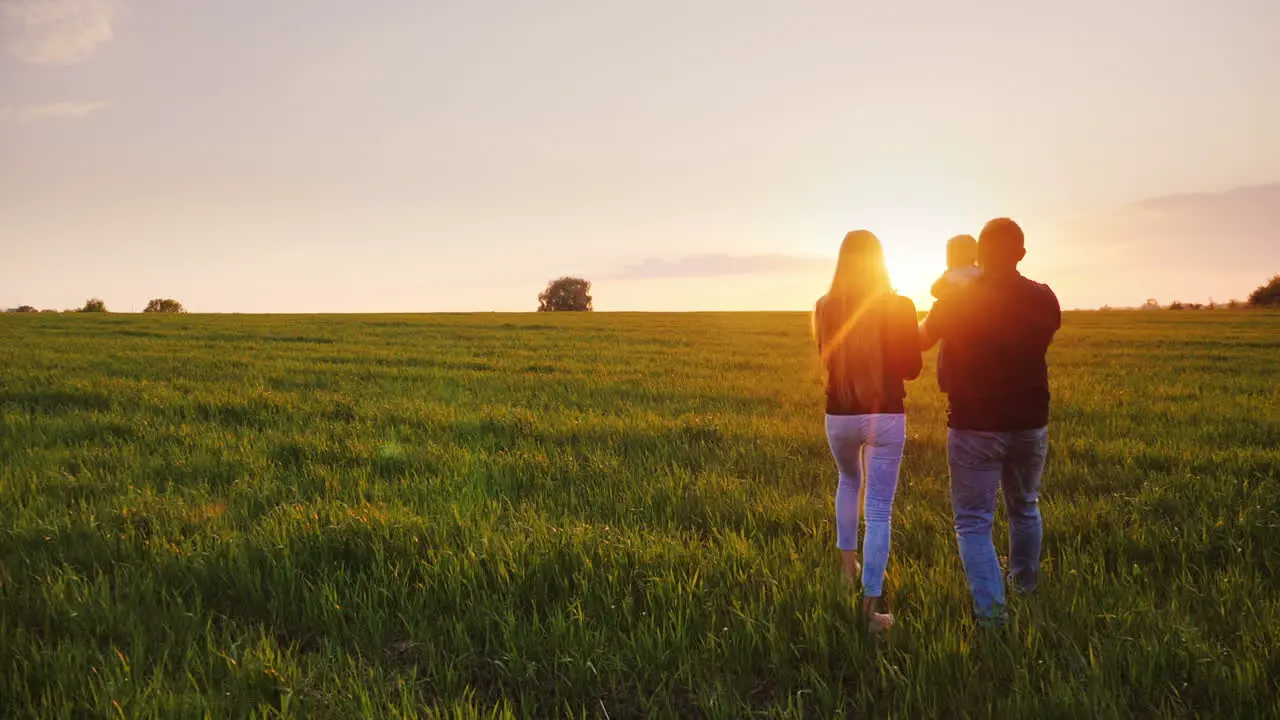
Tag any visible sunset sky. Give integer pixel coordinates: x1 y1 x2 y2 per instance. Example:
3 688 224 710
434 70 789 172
2 0 1278 313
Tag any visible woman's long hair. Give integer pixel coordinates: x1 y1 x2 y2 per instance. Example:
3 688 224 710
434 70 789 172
815 230 892 408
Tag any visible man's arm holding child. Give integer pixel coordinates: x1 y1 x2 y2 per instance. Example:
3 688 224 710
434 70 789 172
931 275 950 300
919 294 956 352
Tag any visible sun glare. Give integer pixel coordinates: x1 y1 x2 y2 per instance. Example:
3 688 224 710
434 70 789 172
799 210 976 313
811 166 996 310
874 215 969 310
883 248 938 309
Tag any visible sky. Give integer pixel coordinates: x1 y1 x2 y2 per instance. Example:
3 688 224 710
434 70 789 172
2 0 1278 313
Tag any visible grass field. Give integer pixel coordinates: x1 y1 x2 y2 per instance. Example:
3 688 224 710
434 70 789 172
1 310 1277 718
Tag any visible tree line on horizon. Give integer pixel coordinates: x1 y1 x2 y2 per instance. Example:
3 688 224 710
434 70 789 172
4 298 186 314
531 275 1280 313
6 276 1279 314
1128 274 1280 311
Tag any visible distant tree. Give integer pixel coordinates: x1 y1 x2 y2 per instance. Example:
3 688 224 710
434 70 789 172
1227 299 1242 310
538 277 593 312
144 298 186 313
1142 298 1160 310
12 305 37 313
1248 275 1280 307
1187 302 1204 310
79 298 108 313
39 309 58 314
1169 301 1184 310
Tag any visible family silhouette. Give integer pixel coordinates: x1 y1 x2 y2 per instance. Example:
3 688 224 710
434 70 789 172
815 217 1062 632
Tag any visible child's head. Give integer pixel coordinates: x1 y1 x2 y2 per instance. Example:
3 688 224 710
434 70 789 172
946 234 978 270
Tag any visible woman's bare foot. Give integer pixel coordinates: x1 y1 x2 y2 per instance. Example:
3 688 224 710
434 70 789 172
863 596 895 634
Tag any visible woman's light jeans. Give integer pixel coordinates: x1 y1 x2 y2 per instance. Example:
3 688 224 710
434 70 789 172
824 413 906 598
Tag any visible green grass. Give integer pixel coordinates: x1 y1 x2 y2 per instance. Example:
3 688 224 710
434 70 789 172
1 311 1277 718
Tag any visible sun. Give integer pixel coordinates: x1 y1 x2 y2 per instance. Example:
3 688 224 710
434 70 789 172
795 214 974 313
794 167 1001 311
813 182 992 309
873 216 966 310
883 247 939 309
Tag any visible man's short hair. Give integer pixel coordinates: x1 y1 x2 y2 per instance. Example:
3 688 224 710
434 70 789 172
978 218 1024 252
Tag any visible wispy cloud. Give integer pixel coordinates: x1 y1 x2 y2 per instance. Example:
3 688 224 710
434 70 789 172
1090 183 1280 260
612 253 829 280
2 0 115 66
0 100 107 121
1056 182 1280 293
1125 182 1280 219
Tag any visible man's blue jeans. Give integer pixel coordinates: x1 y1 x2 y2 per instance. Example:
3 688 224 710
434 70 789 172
948 426 1049 620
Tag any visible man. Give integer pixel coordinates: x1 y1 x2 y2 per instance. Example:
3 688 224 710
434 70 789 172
919 218 1062 624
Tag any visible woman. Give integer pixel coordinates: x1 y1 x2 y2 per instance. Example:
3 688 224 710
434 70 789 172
814 230 923 633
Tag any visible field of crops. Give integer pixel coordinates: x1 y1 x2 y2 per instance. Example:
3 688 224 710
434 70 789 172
1 311 1277 718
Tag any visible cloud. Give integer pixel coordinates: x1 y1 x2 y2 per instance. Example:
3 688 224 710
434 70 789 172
1127 183 1280 214
1048 182 1280 306
2 0 115 66
611 253 829 280
1076 183 1280 264
0 100 106 121
1122 184 1280 253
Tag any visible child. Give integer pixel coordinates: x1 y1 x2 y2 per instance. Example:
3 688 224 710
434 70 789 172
931 234 980 393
